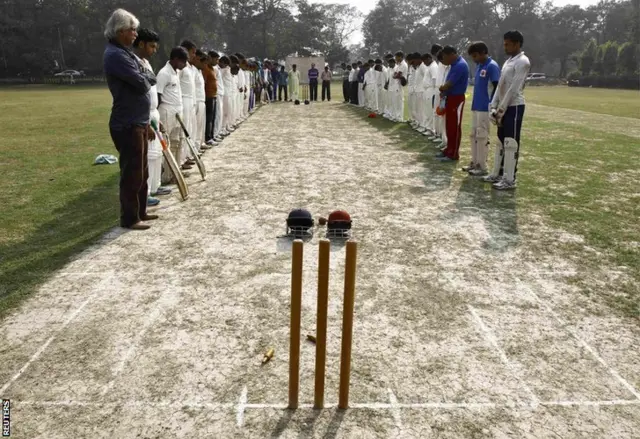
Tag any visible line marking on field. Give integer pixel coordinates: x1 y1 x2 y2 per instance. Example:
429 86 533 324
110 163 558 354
525 283 640 400
0 275 113 395
100 302 166 397
236 386 248 427
14 399 640 409
387 389 404 434
468 305 540 408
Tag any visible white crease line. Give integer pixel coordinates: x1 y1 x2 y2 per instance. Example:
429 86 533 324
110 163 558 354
0 276 113 395
397 402 500 409
387 389 403 434
236 386 248 427
468 305 540 408
100 302 166 396
540 399 640 407
14 400 640 409
526 285 640 401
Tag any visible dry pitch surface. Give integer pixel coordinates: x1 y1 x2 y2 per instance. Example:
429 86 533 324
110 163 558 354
1 100 639 438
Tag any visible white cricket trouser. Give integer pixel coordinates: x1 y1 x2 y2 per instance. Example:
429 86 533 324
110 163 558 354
368 87 378 112
181 98 196 161
147 108 163 194
158 103 183 181
235 92 241 122
471 111 491 170
158 104 182 156
414 92 425 128
425 89 436 132
358 85 364 107
195 100 206 148
223 95 233 131
391 89 404 121
214 96 223 136
376 87 384 113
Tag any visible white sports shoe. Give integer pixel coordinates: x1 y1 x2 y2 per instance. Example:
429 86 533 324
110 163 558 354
469 168 489 177
493 179 517 190
483 174 502 183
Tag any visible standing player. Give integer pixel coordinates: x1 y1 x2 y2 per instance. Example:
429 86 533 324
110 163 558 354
308 63 319 102
392 51 408 122
341 63 350 103
288 64 300 102
383 58 396 119
178 40 197 169
437 46 469 162
157 47 188 183
349 62 359 105
133 29 170 203
193 50 207 152
421 53 437 137
486 30 531 190
466 41 500 176
211 52 227 140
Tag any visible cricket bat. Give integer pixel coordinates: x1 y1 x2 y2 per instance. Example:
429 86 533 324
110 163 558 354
150 121 188 201
175 114 207 181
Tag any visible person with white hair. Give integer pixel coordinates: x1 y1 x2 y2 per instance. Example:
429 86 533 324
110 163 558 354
103 9 158 230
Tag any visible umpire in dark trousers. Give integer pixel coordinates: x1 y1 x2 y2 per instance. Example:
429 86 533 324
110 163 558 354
308 63 319 101
349 62 359 105
103 9 158 230
341 63 351 102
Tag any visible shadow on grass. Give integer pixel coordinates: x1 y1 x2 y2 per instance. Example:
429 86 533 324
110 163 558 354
0 173 120 320
454 176 519 253
342 104 456 191
343 104 519 252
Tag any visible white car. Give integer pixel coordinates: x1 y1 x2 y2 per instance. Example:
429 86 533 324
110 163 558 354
526 73 546 81
54 70 84 77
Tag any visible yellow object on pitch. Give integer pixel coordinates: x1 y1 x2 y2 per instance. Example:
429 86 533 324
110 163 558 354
306 334 317 343
262 348 274 364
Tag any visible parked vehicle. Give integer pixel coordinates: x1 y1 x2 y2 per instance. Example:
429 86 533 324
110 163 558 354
526 73 547 82
53 70 85 77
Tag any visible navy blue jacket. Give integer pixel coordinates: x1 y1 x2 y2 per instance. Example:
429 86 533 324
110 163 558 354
103 41 154 130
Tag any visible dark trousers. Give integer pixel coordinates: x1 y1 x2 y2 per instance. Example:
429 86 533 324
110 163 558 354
309 79 318 101
350 82 359 105
205 97 215 141
322 80 331 101
497 104 526 178
343 80 349 102
110 125 148 227
443 94 466 160
279 85 288 101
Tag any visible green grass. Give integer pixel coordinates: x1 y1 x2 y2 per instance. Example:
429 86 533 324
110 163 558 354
0 85 639 320
352 86 640 319
0 85 120 319
524 86 640 118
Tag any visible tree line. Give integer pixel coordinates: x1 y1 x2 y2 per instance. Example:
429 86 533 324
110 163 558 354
0 0 360 77
362 0 639 78
0 0 638 79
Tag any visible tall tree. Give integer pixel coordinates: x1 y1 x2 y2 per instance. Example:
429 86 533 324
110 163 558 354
542 5 597 77
580 39 598 75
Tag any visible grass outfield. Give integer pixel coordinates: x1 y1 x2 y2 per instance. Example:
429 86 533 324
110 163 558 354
0 84 638 320
524 86 640 118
